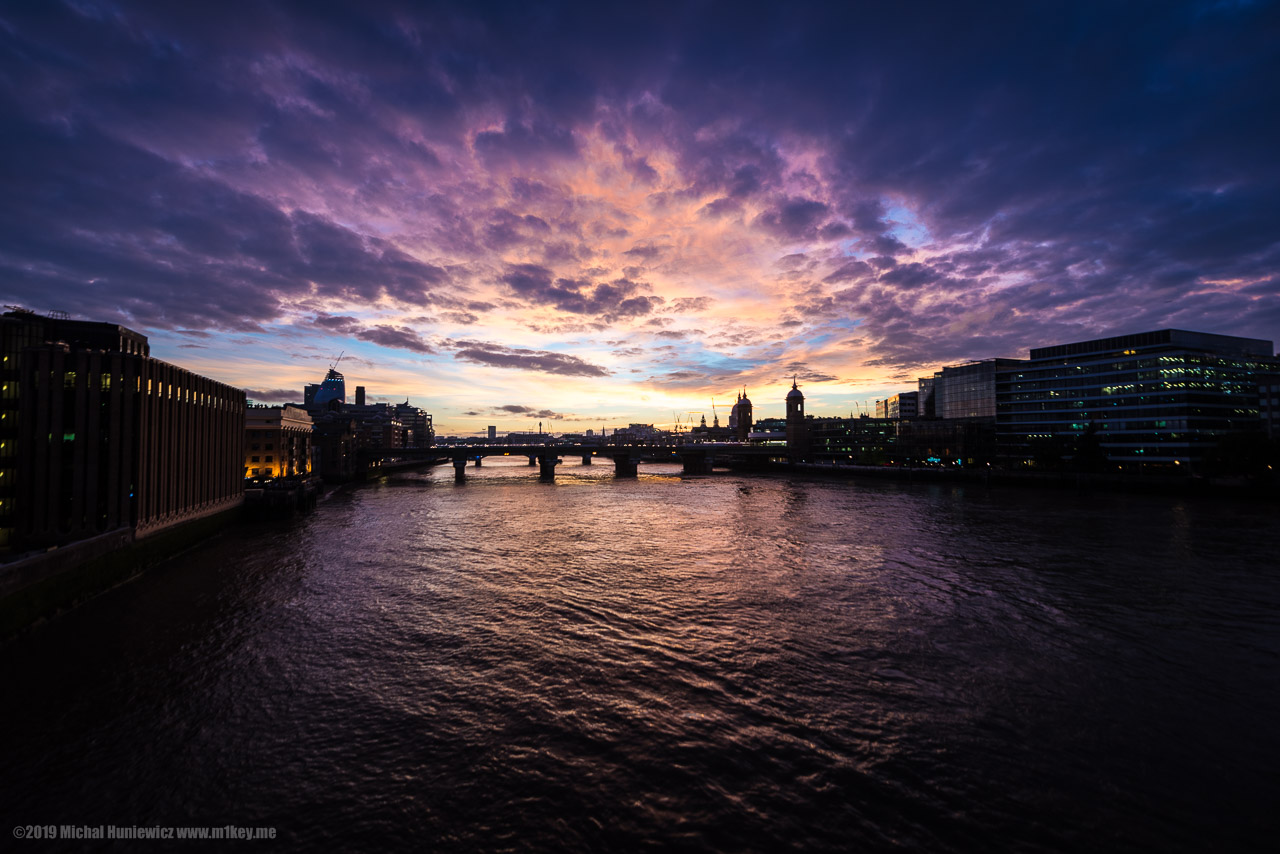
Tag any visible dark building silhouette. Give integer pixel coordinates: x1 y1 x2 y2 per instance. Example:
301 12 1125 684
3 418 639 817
785 379 809 459
393 401 435 447
808 416 898 463
896 418 997 466
1261 373 1280 440
1 310 244 553
689 415 726 442
311 412 358 482
729 389 753 441
918 376 936 417
345 404 404 451
995 329 1278 470
301 362 434 469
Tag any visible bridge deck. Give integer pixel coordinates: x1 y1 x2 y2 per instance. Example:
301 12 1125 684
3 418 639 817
363 442 781 461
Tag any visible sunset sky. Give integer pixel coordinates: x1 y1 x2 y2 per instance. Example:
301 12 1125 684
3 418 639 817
2 1 1277 435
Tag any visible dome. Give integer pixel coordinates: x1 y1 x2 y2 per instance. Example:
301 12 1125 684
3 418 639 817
786 378 803 400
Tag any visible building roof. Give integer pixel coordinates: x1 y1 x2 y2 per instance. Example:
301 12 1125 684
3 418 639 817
1029 328 1273 360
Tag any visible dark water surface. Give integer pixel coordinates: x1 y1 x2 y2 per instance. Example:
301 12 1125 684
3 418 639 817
3 460 1278 851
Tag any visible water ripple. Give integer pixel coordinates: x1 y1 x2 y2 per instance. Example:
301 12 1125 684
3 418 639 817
2 464 1278 851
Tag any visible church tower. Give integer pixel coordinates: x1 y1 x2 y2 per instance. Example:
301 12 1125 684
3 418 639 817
735 388 752 442
785 377 808 459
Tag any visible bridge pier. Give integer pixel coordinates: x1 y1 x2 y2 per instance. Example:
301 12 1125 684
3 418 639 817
612 456 639 478
680 451 714 474
581 453 592 465
538 455 560 481
527 455 537 466
473 456 482 467
452 457 468 483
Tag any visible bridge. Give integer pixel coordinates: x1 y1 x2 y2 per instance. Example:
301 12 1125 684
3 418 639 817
360 443 783 482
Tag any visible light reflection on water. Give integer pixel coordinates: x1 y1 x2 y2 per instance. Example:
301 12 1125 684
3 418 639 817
2 461 1278 852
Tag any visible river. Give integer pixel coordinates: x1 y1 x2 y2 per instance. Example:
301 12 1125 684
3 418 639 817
2 459 1278 851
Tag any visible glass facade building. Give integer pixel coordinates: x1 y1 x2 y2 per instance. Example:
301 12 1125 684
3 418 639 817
934 359 1026 420
876 392 918 419
995 330 1278 469
312 368 346 407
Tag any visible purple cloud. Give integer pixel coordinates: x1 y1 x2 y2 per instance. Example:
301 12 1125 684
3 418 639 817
451 341 610 377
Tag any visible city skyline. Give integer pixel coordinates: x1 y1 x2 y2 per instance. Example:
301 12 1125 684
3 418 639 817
1 2 1277 433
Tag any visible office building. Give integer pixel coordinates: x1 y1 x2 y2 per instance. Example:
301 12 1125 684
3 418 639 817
926 358 1025 420
918 376 936 417
896 419 997 466
995 329 1278 469
1 309 244 553
1260 373 1280 440
808 415 898 462
393 402 434 447
876 392 918 420
305 366 346 410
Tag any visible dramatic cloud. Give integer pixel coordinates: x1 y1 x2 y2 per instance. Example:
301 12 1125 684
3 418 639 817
499 265 662 319
309 315 434 354
1 0 1276 432
755 197 831 241
451 341 610 377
